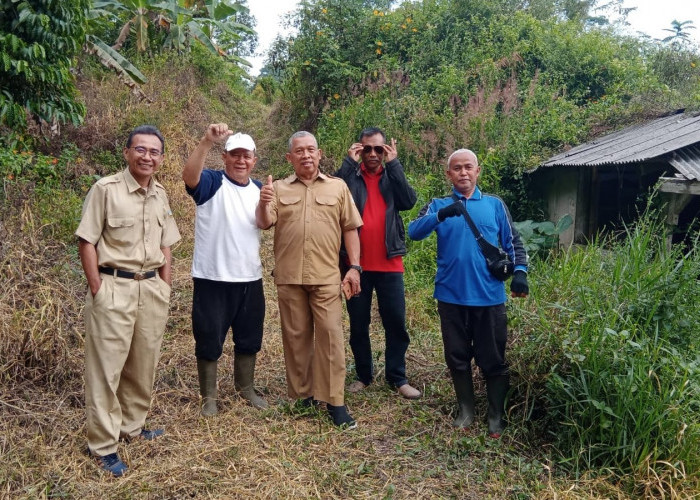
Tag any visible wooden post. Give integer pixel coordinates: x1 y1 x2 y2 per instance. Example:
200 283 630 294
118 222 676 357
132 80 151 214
659 178 699 250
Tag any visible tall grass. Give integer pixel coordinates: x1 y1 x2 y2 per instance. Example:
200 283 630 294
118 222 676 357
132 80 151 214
3 52 699 497
511 213 700 496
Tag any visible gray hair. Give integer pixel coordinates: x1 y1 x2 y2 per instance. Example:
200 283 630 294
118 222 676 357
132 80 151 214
447 148 478 168
288 131 317 151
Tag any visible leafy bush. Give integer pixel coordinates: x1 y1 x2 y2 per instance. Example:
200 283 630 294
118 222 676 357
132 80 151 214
510 211 699 495
0 0 89 135
0 144 85 243
84 0 255 89
276 0 698 222
514 214 572 256
0 148 60 188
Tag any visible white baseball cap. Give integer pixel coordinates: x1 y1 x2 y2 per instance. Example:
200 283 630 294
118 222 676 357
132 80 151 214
225 132 256 152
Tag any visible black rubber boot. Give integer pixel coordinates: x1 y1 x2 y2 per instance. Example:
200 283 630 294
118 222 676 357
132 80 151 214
327 404 357 429
486 374 509 438
450 369 475 428
197 359 218 417
234 352 268 409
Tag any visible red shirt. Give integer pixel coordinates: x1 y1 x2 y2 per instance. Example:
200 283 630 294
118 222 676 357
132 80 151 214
359 164 404 272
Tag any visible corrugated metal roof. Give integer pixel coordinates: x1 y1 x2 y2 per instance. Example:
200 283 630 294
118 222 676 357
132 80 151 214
669 145 700 181
539 112 700 179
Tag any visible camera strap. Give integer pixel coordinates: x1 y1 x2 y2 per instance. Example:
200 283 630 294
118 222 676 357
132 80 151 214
451 193 504 261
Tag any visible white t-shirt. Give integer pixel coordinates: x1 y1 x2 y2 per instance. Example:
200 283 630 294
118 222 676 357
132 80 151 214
186 170 262 282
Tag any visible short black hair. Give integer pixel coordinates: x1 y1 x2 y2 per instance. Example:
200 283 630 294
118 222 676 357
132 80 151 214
358 127 386 142
126 125 165 151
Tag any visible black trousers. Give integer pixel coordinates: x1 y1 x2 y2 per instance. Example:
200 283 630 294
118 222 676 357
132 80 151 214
346 271 410 387
437 301 508 378
192 278 265 360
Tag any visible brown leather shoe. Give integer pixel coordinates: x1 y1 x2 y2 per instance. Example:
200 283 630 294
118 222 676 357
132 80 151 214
397 383 421 399
347 380 367 393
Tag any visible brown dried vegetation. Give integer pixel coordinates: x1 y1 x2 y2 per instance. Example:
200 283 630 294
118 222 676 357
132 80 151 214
0 65 635 499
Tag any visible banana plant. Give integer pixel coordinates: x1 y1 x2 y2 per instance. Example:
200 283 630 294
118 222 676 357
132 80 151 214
85 0 253 89
153 0 253 64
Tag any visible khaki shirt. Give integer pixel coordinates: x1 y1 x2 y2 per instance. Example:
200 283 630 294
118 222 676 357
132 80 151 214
75 169 181 271
268 172 362 284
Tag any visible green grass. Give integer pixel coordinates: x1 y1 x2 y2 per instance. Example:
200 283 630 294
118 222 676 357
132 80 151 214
507 214 700 495
2 58 699 498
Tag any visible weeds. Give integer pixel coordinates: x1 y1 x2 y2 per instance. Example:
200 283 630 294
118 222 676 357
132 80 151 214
2 56 699 499
510 213 700 495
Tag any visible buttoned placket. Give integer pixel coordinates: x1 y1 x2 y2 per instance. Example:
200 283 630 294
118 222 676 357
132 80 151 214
138 186 150 310
302 183 313 283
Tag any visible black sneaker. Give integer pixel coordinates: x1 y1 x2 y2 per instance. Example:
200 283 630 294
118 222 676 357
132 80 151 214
327 404 357 430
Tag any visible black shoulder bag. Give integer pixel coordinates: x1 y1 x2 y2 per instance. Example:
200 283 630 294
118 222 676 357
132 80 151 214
452 194 514 281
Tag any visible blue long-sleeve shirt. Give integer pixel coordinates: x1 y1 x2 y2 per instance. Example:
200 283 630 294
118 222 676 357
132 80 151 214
408 186 527 306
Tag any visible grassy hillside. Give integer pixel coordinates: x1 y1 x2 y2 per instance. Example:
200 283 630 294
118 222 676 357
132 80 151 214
1 51 698 499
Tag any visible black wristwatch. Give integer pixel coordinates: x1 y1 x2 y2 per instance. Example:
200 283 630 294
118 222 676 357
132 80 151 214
349 265 363 274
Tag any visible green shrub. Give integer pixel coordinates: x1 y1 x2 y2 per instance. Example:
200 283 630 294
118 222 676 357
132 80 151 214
0 147 61 187
514 214 572 256
510 210 699 495
0 0 89 134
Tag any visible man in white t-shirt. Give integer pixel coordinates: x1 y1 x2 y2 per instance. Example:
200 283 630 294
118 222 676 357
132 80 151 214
183 123 267 415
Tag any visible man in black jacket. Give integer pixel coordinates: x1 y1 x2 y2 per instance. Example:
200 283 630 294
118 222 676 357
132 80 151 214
335 127 421 399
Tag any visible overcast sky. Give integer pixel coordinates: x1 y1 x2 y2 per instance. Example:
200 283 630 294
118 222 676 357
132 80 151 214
246 0 700 76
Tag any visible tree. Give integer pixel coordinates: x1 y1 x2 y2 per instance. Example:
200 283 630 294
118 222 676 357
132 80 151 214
661 19 696 46
0 0 90 136
86 0 256 88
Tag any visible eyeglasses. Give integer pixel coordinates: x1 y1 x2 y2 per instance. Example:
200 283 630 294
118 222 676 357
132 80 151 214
130 146 163 157
362 145 385 155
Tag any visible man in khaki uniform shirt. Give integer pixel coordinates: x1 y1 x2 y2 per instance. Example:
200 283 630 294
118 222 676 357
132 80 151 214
257 131 363 429
76 125 180 477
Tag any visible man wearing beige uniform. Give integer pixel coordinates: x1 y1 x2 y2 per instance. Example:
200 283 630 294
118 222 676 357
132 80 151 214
76 125 181 477
256 131 363 429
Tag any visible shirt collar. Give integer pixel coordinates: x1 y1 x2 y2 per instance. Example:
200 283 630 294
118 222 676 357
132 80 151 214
284 171 329 184
360 162 383 177
223 171 250 187
452 185 482 200
123 168 161 195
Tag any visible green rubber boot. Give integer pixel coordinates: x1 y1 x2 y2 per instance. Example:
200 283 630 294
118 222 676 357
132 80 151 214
450 368 475 428
197 359 218 417
486 374 509 438
234 352 268 409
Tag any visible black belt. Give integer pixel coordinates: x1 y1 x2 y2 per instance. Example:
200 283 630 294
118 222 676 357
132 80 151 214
99 266 156 280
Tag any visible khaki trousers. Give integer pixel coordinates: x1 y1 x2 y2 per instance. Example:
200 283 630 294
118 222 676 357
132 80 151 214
276 284 346 406
84 274 171 456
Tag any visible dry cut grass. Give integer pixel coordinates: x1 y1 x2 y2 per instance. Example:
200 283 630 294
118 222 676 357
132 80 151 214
0 160 572 500
0 69 639 500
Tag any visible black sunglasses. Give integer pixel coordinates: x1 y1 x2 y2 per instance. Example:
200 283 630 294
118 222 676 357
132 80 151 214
362 145 385 155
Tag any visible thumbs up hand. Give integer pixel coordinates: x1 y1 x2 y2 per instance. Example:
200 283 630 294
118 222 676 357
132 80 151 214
259 175 275 205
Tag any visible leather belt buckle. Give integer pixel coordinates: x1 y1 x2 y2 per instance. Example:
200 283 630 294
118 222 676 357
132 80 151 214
133 271 147 281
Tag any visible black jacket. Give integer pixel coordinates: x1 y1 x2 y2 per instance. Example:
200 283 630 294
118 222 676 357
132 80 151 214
335 156 417 259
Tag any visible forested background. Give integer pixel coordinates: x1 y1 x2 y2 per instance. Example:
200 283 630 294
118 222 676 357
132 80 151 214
1 1 699 498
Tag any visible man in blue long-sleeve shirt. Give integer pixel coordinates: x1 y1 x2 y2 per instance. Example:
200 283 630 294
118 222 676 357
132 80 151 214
407 148 528 438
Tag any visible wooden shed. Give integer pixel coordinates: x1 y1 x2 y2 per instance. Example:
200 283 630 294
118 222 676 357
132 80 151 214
532 111 700 246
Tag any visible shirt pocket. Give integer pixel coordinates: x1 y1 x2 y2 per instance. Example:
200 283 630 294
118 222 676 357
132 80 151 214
313 194 338 221
154 211 166 240
279 195 302 221
479 223 501 246
106 217 135 246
